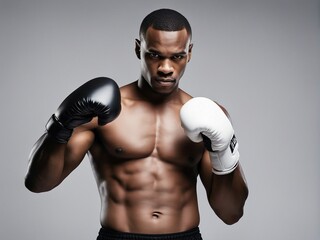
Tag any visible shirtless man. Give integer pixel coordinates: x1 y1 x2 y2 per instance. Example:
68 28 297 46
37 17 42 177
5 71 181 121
25 9 248 240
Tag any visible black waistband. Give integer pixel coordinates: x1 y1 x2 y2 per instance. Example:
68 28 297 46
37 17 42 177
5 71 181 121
97 227 203 240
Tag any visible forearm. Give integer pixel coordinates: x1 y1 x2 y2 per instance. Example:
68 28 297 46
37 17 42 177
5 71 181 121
25 133 67 192
209 164 248 224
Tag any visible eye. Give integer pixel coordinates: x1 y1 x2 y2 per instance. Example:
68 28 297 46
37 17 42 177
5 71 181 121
172 55 185 61
148 52 160 59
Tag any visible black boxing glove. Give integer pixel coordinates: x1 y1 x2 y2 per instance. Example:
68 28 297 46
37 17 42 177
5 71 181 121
46 77 121 143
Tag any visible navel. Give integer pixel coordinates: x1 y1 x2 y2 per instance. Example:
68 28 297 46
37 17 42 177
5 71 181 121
151 211 162 219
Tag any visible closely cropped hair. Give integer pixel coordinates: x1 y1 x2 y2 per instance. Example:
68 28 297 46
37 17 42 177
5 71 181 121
139 8 192 40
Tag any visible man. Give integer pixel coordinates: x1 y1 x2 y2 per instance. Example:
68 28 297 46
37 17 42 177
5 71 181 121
25 8 248 240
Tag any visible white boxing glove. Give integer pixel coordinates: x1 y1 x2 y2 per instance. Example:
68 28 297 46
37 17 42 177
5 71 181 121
180 97 239 175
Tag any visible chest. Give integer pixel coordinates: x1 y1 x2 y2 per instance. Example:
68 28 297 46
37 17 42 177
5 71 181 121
94 101 203 166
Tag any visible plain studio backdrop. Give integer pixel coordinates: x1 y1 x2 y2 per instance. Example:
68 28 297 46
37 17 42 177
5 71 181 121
0 0 319 239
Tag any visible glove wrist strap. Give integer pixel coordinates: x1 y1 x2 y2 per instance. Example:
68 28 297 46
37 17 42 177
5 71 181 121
45 114 73 143
209 135 240 175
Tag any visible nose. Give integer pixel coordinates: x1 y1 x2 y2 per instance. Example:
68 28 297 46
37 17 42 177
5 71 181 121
158 59 173 77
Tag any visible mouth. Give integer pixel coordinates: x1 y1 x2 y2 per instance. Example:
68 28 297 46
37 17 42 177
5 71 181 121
155 78 176 86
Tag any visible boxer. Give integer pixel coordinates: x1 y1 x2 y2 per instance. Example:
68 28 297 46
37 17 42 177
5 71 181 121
25 9 248 240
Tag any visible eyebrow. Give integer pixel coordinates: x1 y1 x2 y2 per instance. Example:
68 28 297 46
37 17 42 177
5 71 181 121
147 49 187 55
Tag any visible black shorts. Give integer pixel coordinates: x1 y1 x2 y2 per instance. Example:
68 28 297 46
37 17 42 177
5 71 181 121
96 227 203 240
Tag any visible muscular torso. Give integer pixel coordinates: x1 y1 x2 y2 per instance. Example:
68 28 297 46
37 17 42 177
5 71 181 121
88 82 204 234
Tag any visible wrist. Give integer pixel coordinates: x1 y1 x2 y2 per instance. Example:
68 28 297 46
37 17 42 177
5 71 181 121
209 135 240 175
45 114 73 143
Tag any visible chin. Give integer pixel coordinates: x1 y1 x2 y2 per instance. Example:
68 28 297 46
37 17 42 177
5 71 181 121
152 86 178 96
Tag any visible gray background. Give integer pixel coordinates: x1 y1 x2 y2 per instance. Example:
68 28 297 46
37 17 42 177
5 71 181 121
1 0 319 239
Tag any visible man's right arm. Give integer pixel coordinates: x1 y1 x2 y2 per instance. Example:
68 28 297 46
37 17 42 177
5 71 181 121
25 77 121 193
25 126 95 193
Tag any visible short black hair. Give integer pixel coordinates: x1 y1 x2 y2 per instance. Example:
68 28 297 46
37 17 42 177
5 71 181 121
139 8 192 40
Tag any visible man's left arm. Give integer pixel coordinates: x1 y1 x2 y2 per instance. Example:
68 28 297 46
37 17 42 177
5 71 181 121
180 97 249 224
199 151 248 224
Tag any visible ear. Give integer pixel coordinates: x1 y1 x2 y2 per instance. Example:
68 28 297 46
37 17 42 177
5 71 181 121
135 39 141 59
187 43 193 62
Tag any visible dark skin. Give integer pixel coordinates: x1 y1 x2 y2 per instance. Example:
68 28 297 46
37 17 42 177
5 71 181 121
25 27 248 234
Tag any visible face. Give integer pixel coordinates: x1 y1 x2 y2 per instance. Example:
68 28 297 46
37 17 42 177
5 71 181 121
136 27 193 95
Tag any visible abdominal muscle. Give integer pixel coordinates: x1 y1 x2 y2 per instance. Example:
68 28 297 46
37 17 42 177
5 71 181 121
95 156 200 234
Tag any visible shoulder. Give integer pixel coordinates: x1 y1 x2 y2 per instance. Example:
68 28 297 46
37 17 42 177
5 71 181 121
119 81 144 102
215 101 231 119
178 88 193 104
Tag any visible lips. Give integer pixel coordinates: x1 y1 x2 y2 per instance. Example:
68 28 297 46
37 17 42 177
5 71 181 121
155 78 176 84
